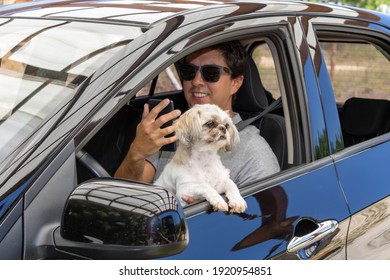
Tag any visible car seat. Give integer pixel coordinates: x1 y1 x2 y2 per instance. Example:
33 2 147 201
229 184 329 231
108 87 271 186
340 97 390 147
233 56 287 170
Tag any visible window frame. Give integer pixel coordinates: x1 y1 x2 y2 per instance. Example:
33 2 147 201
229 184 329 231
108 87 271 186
314 26 390 151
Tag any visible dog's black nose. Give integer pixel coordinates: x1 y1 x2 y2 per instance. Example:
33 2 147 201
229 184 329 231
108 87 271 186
219 125 226 134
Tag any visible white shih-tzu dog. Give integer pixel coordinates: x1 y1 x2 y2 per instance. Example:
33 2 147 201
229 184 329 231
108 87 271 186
155 104 247 213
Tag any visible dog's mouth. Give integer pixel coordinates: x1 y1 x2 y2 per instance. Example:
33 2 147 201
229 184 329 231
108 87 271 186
206 135 226 144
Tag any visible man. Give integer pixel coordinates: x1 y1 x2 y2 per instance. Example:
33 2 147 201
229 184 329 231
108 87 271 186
115 41 280 186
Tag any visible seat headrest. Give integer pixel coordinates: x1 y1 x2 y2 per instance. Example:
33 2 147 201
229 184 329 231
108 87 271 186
341 97 390 136
233 56 269 113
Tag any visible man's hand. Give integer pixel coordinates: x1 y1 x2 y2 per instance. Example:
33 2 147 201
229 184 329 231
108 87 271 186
114 99 180 181
181 195 198 204
130 99 181 160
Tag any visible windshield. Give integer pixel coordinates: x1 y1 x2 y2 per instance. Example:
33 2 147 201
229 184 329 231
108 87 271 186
0 18 141 161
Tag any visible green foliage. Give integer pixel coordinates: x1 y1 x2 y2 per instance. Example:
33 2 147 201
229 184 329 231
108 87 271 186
342 0 389 11
308 0 390 13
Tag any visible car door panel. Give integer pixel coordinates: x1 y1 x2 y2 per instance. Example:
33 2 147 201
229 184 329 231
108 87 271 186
301 16 344 155
345 196 390 259
307 17 390 259
334 141 390 214
169 160 349 259
333 140 390 259
23 141 77 259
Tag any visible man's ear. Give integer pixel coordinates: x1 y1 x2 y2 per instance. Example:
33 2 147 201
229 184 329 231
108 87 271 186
231 75 244 95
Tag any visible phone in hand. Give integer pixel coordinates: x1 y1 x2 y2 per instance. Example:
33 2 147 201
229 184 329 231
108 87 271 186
148 98 176 151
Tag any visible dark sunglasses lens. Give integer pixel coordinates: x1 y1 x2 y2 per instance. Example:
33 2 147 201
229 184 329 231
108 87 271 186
179 65 196 81
202 66 221 83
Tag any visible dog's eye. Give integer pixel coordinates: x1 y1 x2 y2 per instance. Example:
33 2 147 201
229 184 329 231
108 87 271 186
225 123 229 129
204 120 216 128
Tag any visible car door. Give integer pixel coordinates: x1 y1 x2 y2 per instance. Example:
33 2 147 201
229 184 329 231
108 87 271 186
310 17 390 259
156 15 351 260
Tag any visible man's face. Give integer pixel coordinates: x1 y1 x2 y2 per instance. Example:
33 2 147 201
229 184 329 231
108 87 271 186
182 48 243 116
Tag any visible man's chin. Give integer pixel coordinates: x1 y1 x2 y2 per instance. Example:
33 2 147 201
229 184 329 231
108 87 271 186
191 97 210 105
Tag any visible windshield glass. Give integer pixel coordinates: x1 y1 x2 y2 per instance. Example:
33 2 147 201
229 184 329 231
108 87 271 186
0 18 141 161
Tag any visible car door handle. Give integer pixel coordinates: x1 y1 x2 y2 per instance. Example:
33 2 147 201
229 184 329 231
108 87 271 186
287 219 338 254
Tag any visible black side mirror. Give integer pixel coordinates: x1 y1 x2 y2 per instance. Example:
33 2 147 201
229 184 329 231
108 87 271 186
54 178 188 259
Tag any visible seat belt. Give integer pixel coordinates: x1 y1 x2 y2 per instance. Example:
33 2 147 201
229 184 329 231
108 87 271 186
236 97 282 131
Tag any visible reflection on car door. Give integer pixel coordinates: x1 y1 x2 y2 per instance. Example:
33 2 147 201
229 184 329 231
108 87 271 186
168 160 349 259
333 141 390 259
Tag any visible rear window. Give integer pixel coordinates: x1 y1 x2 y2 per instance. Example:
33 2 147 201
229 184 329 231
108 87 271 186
319 41 390 103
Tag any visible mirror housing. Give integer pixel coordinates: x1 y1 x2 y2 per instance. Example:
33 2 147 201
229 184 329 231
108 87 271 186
54 178 188 259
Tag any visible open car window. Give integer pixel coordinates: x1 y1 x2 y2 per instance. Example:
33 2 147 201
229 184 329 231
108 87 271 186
318 33 390 149
79 34 294 187
320 41 390 103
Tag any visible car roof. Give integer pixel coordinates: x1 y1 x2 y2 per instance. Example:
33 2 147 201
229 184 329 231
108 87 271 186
0 0 389 29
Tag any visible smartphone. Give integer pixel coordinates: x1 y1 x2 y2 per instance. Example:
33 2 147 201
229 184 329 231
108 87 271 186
148 98 176 151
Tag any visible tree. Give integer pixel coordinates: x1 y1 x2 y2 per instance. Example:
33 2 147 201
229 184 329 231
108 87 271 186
342 0 389 11
309 0 390 13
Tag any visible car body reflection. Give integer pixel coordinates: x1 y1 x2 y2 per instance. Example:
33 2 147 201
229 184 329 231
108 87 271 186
61 179 187 247
232 186 299 258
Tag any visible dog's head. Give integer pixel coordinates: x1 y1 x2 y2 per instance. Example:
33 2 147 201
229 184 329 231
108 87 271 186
174 104 240 152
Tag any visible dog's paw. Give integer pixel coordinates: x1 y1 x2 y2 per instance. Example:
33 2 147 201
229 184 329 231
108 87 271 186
228 196 247 213
209 196 229 212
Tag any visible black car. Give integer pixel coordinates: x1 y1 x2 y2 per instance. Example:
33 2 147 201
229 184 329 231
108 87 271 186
0 0 389 260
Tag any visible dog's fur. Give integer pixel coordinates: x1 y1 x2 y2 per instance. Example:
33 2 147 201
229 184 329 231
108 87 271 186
155 104 247 213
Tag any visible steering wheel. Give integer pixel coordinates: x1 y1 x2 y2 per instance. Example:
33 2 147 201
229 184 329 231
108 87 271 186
76 149 111 177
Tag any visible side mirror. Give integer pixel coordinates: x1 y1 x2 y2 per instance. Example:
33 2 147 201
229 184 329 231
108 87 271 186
54 178 188 259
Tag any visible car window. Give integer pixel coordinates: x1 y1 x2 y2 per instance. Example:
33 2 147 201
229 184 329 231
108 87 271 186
135 38 294 170
320 41 390 103
155 65 182 94
135 65 182 97
319 38 390 148
251 43 281 100
84 33 295 185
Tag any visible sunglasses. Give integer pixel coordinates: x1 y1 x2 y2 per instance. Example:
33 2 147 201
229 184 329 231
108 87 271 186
178 63 232 83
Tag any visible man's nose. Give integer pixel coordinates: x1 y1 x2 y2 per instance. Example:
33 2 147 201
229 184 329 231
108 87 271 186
191 70 204 85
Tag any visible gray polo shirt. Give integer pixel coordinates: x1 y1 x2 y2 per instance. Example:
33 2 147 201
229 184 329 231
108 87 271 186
148 114 280 186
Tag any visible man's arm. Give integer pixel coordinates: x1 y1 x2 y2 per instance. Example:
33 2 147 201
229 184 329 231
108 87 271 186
114 145 156 183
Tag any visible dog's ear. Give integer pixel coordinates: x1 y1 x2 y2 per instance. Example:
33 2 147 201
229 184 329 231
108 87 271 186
174 108 202 148
223 118 240 152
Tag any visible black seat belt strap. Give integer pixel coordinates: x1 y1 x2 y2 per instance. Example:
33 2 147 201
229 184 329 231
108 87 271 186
236 98 282 131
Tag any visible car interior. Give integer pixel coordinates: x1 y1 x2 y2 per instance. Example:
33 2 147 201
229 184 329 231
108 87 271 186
76 39 288 183
76 37 390 187
339 97 390 147
76 52 288 184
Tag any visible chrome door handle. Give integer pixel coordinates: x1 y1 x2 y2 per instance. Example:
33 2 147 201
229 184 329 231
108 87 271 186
287 219 338 254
